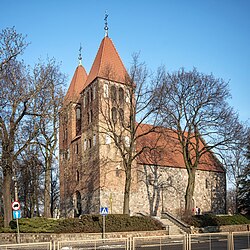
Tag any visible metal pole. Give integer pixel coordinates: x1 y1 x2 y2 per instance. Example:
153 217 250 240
102 215 105 239
16 217 20 244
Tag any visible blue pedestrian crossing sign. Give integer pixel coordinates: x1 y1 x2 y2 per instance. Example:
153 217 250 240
13 210 21 219
100 207 108 215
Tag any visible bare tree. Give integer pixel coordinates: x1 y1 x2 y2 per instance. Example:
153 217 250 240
153 68 242 216
0 27 28 71
0 27 63 226
220 124 248 213
99 54 162 214
35 58 65 217
16 146 43 217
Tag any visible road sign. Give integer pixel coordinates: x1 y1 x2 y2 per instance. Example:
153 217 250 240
13 210 21 219
100 207 108 215
12 201 20 211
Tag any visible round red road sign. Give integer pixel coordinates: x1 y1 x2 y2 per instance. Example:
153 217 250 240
12 201 20 211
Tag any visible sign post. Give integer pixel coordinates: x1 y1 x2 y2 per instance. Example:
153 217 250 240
12 201 21 243
100 207 108 239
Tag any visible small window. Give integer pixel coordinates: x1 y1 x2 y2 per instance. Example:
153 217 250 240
111 85 117 101
119 87 124 104
90 110 93 123
84 139 87 150
76 170 80 182
84 94 86 107
93 134 96 146
89 139 92 148
75 143 79 154
119 108 124 124
112 107 117 123
87 91 90 105
106 134 111 144
206 179 209 189
93 85 96 100
64 129 68 141
125 89 130 103
104 83 109 98
76 107 81 120
90 88 93 102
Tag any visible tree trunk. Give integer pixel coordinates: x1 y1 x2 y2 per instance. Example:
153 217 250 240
44 160 51 218
123 166 131 215
3 171 12 227
184 167 196 217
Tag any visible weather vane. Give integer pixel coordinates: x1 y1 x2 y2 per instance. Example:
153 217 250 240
78 44 82 65
104 11 109 37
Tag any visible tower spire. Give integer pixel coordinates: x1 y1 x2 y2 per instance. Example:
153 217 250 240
78 44 82 65
104 11 109 37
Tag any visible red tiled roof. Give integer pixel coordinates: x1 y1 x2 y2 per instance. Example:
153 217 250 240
85 37 129 87
136 123 224 173
64 65 88 105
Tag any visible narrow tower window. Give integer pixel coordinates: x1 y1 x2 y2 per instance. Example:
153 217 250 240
104 83 109 98
76 106 81 134
119 87 124 104
111 85 117 101
111 107 117 123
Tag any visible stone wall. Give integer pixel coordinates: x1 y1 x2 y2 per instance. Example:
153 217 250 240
128 165 226 216
0 230 168 244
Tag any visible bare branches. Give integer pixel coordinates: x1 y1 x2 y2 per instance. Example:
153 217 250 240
0 27 29 71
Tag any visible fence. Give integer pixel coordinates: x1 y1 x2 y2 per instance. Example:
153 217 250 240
232 231 250 250
188 232 231 250
0 231 249 250
57 237 129 250
133 234 187 250
0 242 52 250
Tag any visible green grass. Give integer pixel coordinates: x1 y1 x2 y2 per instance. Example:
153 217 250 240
0 215 163 233
184 214 250 228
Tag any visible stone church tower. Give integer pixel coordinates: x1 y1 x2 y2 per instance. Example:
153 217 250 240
59 27 226 217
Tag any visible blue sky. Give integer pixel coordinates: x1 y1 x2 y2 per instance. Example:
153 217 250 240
1 0 249 122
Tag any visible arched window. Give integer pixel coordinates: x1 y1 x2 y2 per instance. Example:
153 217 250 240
83 94 87 107
111 85 117 101
119 87 124 104
76 107 81 120
93 85 96 100
206 179 209 189
111 107 117 123
90 88 93 102
93 134 97 146
119 108 124 124
106 134 111 144
84 139 87 150
76 106 81 134
125 88 130 103
87 91 90 105
90 110 93 123
104 83 109 98
76 170 80 182
74 191 82 217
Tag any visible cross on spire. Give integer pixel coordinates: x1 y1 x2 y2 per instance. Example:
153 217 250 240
78 44 82 65
104 11 109 37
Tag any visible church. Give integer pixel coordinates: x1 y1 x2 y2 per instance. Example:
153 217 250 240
59 21 226 218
